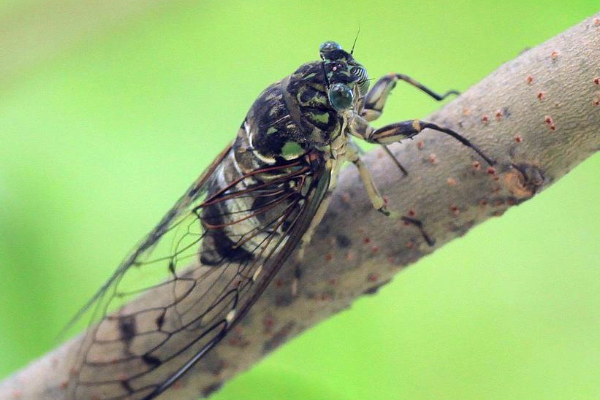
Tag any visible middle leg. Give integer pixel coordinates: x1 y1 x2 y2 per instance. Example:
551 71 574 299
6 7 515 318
349 115 495 166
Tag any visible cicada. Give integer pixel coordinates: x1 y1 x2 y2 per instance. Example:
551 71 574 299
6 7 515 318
68 41 494 400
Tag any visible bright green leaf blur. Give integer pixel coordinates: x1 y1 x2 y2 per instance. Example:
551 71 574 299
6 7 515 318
1 1 599 400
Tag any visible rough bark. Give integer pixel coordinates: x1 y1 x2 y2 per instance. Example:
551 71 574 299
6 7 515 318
1 13 599 400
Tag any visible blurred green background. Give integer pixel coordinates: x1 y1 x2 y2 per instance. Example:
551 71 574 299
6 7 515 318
1 0 599 399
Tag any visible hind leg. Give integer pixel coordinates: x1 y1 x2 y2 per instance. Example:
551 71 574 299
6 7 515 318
291 192 332 296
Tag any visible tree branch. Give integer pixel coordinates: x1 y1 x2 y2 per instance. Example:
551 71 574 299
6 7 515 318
1 13 599 400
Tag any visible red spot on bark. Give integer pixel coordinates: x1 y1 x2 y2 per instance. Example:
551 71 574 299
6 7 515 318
537 91 545 100
429 153 437 164
417 141 424 150
462 107 471 116
450 205 460 216
544 115 556 130
594 98 600 106
515 135 523 143
368 273 379 282
320 293 334 301
363 237 371 244
408 209 416 217
473 161 481 170
325 253 333 262
479 199 488 207
595 17 600 26
594 77 599 85
173 379 183 389
526 75 534 84
487 167 496 175
447 177 457 186
264 316 275 330
481 115 489 124
551 50 559 60
495 110 503 120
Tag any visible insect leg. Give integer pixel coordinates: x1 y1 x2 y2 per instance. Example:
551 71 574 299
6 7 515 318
347 139 434 245
347 139 390 216
360 73 459 122
291 192 333 296
349 116 495 166
359 74 458 174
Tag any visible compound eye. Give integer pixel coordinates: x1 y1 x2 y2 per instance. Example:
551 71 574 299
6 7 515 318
319 41 342 58
328 83 354 111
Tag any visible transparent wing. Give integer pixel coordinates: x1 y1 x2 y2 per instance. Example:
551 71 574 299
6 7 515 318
68 146 331 400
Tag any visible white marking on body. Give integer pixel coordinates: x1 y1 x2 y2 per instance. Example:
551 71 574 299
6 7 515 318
246 122 276 165
226 309 236 325
229 148 244 177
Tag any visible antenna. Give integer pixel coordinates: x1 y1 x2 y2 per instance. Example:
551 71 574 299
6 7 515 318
350 26 361 55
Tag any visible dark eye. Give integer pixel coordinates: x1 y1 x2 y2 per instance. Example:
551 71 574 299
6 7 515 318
328 83 354 110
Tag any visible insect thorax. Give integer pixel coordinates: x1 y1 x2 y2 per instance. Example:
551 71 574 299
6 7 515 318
239 61 343 165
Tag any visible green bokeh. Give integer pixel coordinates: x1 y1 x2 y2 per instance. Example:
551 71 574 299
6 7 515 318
1 1 599 399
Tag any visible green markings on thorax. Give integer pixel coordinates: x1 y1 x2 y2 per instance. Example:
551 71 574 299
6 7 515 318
281 141 304 159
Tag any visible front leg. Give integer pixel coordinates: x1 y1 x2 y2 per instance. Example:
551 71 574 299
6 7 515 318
360 73 459 122
359 73 460 174
349 115 495 166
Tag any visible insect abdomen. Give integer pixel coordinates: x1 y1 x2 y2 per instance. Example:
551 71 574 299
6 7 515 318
199 149 298 266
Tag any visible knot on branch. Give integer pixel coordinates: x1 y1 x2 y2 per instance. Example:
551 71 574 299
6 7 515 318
504 163 545 199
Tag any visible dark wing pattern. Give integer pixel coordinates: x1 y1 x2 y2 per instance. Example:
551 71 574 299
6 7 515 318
68 146 331 400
